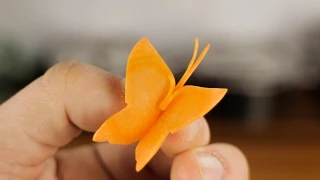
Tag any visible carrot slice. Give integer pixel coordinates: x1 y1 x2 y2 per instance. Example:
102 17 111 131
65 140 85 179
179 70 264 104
135 86 227 170
93 37 228 172
135 121 168 171
125 37 176 105
93 38 175 144
93 105 159 144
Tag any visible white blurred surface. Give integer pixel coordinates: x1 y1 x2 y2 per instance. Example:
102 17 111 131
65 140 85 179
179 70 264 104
1 0 320 95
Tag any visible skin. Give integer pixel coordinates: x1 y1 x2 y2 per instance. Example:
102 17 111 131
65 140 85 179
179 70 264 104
0 61 249 180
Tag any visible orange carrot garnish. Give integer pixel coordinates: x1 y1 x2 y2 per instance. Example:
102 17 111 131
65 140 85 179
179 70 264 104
93 37 227 172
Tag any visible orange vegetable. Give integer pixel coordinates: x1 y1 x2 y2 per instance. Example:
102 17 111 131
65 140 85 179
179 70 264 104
93 37 227 172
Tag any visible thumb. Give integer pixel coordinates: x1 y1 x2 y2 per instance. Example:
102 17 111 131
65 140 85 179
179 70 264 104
0 61 125 178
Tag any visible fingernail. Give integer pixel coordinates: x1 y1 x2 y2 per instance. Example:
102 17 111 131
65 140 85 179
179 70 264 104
183 120 201 142
194 152 224 180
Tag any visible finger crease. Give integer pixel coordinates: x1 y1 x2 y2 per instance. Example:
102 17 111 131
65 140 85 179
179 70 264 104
92 144 116 180
55 157 64 180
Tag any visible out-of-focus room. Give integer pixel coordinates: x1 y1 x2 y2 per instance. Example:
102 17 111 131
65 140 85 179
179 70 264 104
1 1 320 179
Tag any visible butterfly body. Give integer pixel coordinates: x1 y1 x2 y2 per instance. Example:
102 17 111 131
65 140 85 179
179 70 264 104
93 37 227 171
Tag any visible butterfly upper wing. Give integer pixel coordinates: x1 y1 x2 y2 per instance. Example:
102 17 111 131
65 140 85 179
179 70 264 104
93 37 176 144
125 37 176 105
135 86 227 171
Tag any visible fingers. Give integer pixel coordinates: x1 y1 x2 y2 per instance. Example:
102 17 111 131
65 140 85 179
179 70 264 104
162 117 211 157
43 61 125 132
148 117 211 177
55 143 164 180
0 61 125 178
90 117 209 180
171 143 249 180
54 145 110 180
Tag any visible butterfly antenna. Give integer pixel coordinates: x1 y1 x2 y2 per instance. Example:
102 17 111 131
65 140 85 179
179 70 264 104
175 38 210 90
185 38 199 75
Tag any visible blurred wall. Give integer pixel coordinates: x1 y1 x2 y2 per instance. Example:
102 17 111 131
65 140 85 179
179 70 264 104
1 0 320 121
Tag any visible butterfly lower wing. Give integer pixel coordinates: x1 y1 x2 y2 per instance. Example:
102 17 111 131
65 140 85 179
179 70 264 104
93 105 161 144
134 86 227 171
135 121 168 171
93 37 175 144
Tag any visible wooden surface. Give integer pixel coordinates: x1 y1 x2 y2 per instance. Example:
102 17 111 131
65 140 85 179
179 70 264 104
67 91 320 180
210 121 320 180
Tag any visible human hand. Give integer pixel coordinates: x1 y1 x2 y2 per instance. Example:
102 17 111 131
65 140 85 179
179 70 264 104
0 61 249 180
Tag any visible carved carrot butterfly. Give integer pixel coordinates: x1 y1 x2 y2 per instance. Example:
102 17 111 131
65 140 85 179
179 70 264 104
93 37 227 171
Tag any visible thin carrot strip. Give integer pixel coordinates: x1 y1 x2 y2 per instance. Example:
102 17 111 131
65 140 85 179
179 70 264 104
175 38 199 90
175 43 210 91
159 38 199 110
184 38 199 76
160 39 210 110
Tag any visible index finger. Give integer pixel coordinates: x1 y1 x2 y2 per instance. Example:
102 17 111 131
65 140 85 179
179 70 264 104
0 61 125 177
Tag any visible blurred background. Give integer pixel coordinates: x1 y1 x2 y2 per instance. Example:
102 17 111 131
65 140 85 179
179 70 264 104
1 1 320 179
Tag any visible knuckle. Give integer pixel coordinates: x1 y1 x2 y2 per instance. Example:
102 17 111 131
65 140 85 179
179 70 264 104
31 60 81 105
44 60 78 83
41 60 84 93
